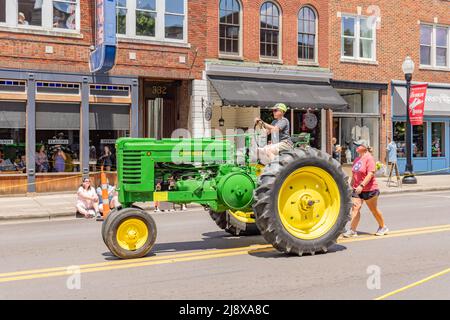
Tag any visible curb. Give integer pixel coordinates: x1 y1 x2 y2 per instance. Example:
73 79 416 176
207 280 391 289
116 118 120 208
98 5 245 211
0 204 205 222
1 188 449 222
381 186 450 195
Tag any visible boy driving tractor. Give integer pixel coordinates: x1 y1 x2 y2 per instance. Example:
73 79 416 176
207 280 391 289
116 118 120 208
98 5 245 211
254 103 294 164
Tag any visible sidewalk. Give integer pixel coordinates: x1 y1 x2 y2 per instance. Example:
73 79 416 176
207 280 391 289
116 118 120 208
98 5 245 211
0 174 449 221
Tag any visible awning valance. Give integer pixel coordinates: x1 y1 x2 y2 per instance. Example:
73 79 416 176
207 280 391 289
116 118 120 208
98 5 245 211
209 76 349 110
393 85 450 117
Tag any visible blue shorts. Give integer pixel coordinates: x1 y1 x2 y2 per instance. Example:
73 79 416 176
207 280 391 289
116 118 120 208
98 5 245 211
352 189 380 201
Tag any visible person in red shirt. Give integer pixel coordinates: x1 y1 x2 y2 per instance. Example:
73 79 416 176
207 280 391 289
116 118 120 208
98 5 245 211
343 140 389 238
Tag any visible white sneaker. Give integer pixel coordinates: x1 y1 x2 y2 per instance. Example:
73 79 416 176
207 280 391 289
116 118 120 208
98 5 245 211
375 226 389 236
343 229 358 238
154 208 161 212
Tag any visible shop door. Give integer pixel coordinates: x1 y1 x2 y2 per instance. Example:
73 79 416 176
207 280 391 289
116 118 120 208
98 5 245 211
144 81 179 139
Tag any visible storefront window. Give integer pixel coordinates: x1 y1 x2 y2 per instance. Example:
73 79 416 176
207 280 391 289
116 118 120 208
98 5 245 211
261 109 322 150
0 102 26 174
36 130 80 172
0 129 26 173
431 122 445 157
334 89 381 162
90 104 130 172
413 124 427 158
334 117 379 163
393 122 406 158
36 103 80 173
89 130 130 171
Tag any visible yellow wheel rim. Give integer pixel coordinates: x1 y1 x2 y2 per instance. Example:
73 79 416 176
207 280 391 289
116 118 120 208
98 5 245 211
250 163 265 177
116 218 149 251
277 166 341 240
229 210 256 224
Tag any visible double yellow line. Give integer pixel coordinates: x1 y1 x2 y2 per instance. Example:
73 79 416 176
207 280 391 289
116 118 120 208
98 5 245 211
0 224 449 284
375 268 450 300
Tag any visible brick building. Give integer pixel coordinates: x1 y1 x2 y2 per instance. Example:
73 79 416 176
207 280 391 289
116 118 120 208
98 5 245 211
1 0 449 195
328 0 450 172
0 0 207 194
191 0 347 153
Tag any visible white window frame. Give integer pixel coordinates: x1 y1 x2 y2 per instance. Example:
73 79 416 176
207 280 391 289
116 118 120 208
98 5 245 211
218 0 243 59
341 14 376 62
259 1 282 62
1 0 80 33
118 0 188 44
297 5 318 65
420 23 450 70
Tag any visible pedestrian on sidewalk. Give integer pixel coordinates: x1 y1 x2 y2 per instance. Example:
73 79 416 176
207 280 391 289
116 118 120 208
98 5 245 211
76 177 100 219
344 140 389 238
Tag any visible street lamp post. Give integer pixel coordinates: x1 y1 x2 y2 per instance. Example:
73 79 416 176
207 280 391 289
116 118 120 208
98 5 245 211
402 56 418 184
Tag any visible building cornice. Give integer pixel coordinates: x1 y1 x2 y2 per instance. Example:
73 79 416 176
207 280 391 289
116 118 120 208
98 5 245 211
205 60 333 83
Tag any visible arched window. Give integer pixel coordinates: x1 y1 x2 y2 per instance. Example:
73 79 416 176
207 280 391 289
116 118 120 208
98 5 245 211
298 6 317 61
260 2 280 58
219 0 241 55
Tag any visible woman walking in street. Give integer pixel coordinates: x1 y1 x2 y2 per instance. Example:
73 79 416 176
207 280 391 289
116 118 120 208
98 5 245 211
343 140 389 238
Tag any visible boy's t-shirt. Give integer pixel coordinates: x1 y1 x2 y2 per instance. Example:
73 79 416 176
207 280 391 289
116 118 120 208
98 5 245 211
352 154 379 192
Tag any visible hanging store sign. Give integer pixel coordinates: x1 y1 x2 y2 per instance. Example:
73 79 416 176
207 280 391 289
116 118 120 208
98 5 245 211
89 0 117 73
48 139 69 145
409 84 428 126
100 139 116 144
0 139 14 145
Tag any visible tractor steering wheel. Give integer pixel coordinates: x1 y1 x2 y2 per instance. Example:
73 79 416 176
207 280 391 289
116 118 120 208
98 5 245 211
253 120 268 148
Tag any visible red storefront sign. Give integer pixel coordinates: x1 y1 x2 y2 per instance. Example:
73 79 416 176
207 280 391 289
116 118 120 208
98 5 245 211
408 84 428 126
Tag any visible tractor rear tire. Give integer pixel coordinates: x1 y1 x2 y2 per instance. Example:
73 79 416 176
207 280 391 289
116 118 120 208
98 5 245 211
253 148 352 256
209 210 260 236
104 207 157 259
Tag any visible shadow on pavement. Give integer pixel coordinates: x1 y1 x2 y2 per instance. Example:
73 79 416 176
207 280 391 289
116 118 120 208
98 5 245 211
102 231 346 261
248 244 347 259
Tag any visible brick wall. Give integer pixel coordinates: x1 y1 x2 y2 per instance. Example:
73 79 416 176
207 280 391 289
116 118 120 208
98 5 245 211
207 0 330 68
329 0 450 162
0 0 207 79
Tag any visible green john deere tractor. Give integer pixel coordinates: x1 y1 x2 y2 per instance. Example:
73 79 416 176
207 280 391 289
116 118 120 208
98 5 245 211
102 135 352 259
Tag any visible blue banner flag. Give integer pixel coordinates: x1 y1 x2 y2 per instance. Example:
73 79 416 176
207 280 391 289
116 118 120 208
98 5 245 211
90 0 117 73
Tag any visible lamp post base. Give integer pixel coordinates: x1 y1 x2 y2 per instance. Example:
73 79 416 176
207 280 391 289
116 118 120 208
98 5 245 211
402 173 418 184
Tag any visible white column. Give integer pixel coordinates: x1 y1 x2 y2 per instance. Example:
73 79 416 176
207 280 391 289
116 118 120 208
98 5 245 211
321 108 327 152
190 79 210 138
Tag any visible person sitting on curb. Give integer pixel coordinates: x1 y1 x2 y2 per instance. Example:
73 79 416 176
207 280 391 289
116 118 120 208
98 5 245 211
76 178 100 219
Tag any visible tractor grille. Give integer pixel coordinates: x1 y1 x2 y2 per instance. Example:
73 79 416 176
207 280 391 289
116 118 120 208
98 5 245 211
122 151 141 184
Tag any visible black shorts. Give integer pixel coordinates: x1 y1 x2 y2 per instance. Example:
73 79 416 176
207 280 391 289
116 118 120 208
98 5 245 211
352 189 380 201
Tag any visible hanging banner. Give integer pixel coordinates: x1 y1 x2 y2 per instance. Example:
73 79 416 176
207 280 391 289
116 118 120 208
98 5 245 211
409 84 428 126
89 0 117 73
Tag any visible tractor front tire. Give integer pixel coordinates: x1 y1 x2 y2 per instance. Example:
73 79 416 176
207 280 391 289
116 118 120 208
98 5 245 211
209 210 260 236
104 207 157 259
253 148 352 256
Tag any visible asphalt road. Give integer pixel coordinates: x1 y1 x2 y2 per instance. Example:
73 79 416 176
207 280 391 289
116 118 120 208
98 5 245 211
0 191 449 300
